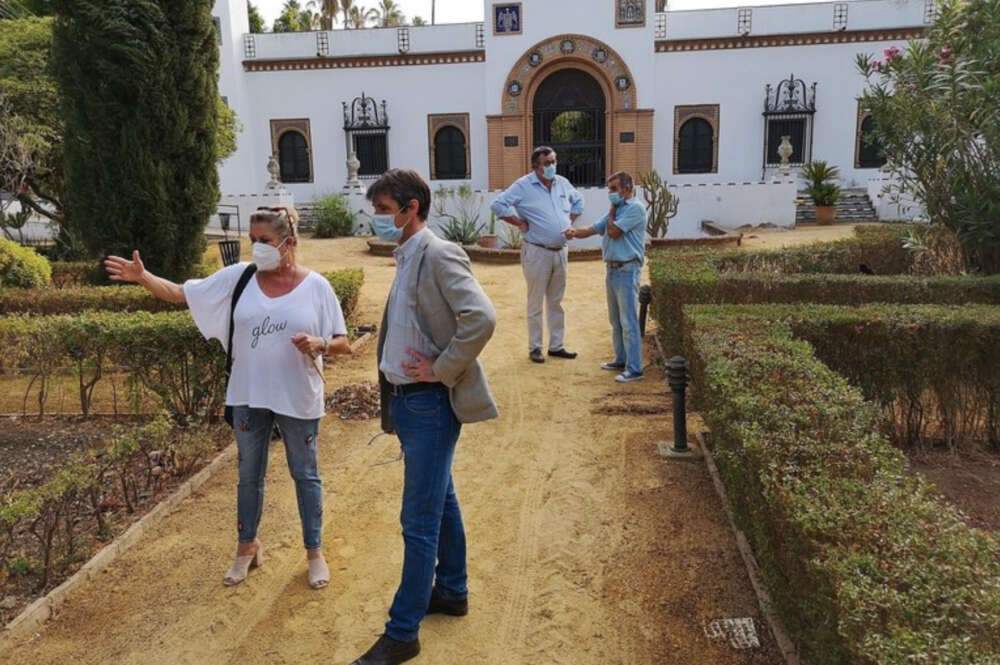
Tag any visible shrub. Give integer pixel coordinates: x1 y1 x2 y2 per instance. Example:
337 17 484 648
0 311 227 418
684 303 1000 665
1 268 362 319
0 237 51 288
323 268 364 323
857 0 1000 272
0 286 181 315
312 194 355 238
0 415 229 591
50 260 104 288
649 225 1000 353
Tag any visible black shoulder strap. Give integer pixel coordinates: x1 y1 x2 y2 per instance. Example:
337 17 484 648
225 264 258 379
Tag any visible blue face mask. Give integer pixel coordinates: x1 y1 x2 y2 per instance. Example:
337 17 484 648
542 164 557 180
372 213 403 243
609 192 623 206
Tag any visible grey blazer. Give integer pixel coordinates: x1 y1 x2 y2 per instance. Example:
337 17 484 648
378 230 499 433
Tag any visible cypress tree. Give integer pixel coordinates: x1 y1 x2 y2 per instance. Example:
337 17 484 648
52 0 220 281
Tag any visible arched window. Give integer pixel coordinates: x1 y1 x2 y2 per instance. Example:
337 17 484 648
857 114 886 169
433 126 468 180
278 131 310 183
677 117 714 174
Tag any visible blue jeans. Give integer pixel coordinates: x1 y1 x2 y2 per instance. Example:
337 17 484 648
606 262 643 376
386 385 466 642
232 406 323 550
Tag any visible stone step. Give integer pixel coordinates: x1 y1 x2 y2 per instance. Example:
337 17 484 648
796 189 877 223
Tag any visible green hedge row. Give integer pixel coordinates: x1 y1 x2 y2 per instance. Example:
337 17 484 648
650 225 1000 353
0 268 364 318
684 303 1000 665
790 306 1000 450
0 311 227 418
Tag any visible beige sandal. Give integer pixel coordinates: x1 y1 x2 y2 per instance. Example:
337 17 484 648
223 541 263 586
308 554 330 589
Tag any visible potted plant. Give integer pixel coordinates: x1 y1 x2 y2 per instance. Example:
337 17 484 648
478 212 500 249
801 160 842 225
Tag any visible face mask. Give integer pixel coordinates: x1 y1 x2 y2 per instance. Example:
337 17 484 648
542 164 557 180
252 238 287 271
609 192 623 206
372 213 403 243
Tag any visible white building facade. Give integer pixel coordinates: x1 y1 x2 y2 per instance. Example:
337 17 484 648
211 0 929 235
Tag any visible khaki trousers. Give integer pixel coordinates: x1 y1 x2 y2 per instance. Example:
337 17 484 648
521 242 569 352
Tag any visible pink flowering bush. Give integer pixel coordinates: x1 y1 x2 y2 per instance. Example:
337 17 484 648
857 0 1000 273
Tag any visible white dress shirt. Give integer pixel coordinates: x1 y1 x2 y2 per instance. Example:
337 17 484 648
379 228 441 385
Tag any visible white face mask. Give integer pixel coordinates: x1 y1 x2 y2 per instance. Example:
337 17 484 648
252 238 287 271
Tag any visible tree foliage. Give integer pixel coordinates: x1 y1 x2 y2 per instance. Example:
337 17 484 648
51 0 222 281
858 0 1000 273
247 1 266 32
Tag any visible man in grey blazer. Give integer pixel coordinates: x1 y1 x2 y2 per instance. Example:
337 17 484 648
348 169 498 665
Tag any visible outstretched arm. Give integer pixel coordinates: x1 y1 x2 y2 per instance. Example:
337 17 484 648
104 251 186 304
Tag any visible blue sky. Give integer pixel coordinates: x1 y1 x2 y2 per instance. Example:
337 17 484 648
253 0 822 28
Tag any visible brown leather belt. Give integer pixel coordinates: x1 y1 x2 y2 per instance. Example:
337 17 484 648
389 382 446 397
524 240 566 252
606 259 640 269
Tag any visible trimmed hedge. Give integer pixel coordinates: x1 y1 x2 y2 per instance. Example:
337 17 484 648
0 237 51 288
649 225 1000 353
684 303 1000 665
0 311 227 418
0 268 364 319
790 306 1000 450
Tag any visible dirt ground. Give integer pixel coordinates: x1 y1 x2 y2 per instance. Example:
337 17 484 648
909 448 1000 533
1 226 859 665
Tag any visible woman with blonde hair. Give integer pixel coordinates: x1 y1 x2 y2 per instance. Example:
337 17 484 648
105 206 350 589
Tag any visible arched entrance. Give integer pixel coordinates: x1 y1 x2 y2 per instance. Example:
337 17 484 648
532 69 606 187
488 34 651 190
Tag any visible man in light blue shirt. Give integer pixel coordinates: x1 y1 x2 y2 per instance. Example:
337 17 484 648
566 171 647 383
490 146 584 364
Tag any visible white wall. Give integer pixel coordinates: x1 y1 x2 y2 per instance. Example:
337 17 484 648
663 0 924 40
653 35 914 187
239 60 488 199
213 0 928 222
867 172 927 221
483 0 656 113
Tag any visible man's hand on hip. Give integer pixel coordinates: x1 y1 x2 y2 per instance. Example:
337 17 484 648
402 348 440 383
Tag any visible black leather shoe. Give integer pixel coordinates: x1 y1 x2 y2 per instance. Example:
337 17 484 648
348 634 420 665
427 590 468 616
548 348 578 359
530 348 545 363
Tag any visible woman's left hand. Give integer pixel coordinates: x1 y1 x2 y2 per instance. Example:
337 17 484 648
291 333 324 356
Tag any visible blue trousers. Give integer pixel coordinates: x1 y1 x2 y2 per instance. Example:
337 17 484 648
232 406 323 550
385 385 467 642
606 262 643 376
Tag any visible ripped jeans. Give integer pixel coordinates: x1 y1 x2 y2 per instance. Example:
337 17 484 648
232 406 323 549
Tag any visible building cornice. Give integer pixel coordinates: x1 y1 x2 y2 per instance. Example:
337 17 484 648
243 50 486 72
655 27 924 53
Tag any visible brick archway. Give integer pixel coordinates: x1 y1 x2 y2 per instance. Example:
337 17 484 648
488 34 652 189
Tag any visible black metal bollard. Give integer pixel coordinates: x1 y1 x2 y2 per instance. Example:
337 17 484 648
667 356 689 453
638 285 653 338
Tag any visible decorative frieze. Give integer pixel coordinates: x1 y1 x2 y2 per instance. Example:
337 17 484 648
655 27 924 52
244 51 486 72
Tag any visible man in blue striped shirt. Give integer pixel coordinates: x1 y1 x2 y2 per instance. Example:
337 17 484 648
490 146 584 364
566 171 647 383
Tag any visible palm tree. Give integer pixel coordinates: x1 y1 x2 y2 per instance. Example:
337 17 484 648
273 0 304 32
316 0 337 29
375 0 405 27
345 4 376 28
411 15 427 26
339 0 355 27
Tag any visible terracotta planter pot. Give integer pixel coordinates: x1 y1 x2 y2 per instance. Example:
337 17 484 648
815 205 836 225
478 234 500 249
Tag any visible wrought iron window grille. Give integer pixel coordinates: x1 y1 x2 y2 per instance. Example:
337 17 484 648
243 34 256 59
316 31 329 56
737 8 752 36
833 3 848 31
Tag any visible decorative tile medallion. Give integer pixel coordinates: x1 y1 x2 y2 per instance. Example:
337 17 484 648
560 39 575 54
592 47 609 63
507 80 523 97
528 51 543 67
493 3 522 36
616 0 646 28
